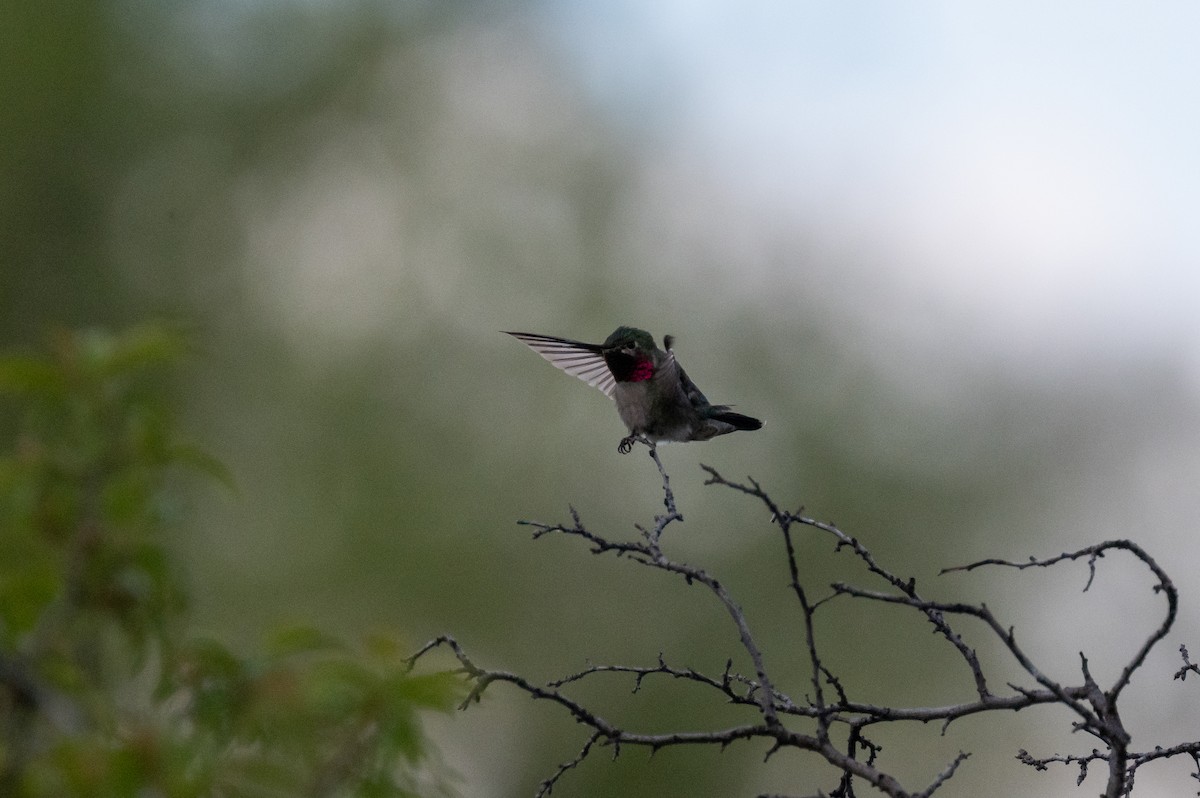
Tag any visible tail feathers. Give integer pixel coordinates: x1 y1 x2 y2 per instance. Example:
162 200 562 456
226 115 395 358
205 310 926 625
710 409 763 431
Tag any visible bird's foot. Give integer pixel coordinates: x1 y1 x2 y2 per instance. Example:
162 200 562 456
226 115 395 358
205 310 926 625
617 434 652 454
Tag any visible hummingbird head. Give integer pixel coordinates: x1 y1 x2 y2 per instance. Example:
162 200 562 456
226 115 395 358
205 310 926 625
602 326 658 354
602 326 659 383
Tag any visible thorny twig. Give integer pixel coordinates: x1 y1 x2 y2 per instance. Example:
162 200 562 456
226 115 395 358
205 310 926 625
1174 644 1200 682
410 441 1193 797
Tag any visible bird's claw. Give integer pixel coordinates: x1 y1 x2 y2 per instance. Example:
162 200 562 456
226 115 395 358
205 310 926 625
618 434 654 454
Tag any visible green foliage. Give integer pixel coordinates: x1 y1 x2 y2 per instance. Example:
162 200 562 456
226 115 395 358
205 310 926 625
0 325 460 797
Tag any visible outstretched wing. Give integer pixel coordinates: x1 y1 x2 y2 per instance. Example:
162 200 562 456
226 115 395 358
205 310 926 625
504 331 616 398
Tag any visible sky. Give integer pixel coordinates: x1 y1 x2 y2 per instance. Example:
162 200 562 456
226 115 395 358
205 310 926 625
548 1 1200 377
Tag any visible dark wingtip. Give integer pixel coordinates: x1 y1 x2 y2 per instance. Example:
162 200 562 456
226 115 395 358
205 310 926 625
714 411 763 431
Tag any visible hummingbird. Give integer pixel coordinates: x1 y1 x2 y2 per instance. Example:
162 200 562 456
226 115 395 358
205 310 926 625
505 326 763 453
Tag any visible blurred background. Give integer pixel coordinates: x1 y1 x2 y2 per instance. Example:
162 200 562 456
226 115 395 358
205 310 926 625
4 1 1199 795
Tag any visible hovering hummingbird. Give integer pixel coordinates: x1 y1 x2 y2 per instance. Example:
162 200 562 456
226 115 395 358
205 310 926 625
505 326 763 453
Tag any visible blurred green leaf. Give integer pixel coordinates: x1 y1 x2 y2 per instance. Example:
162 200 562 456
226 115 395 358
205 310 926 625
364 631 404 663
265 624 347 659
0 355 63 397
168 442 239 495
301 656 375 714
1 328 456 794
101 466 152 524
0 554 59 639
387 671 461 713
100 323 189 378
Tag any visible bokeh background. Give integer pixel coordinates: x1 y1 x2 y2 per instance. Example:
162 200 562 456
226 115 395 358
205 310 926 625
4 1 1199 795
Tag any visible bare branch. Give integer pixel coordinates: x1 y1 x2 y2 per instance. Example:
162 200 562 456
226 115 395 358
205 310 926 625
942 540 1178 702
410 457 1194 797
535 731 602 798
913 751 971 798
521 446 784 730
703 465 992 702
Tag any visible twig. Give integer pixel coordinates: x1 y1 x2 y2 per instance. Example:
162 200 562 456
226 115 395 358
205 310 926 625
408 460 1193 797
1175 644 1200 682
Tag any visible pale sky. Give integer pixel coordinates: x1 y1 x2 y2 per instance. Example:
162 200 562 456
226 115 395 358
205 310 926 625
549 1 1200 376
